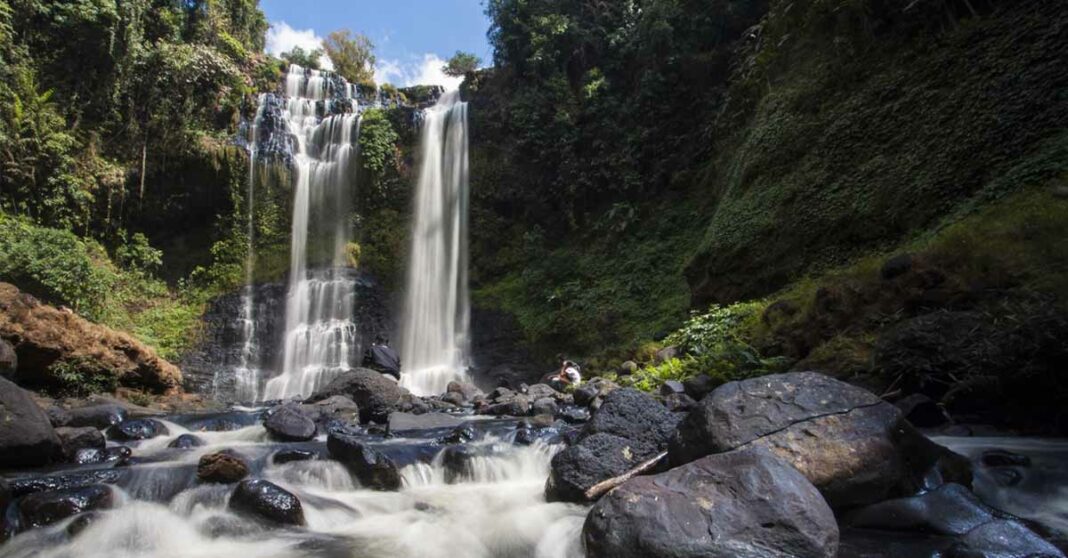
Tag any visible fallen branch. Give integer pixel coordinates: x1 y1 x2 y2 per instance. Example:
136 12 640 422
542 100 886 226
584 451 668 501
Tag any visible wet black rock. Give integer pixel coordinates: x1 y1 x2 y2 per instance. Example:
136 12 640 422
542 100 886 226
198 451 250 483
981 450 1032 468
107 418 169 441
55 426 105 460
440 445 479 483
557 406 590 424
11 470 122 498
670 371 971 508
17 484 115 530
573 384 599 407
446 381 481 402
229 479 306 526
66 405 128 429
662 392 697 412
547 433 659 502
64 511 101 537
583 447 839 558
273 449 318 465
45 406 72 427
299 396 360 427
264 404 317 442
946 520 1065 558
479 395 530 416
326 432 401 490
0 376 62 467
168 434 205 449
659 380 685 396
309 368 409 423
74 446 131 465
439 424 477 444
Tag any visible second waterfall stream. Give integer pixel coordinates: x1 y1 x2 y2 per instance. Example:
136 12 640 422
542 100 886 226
399 91 473 396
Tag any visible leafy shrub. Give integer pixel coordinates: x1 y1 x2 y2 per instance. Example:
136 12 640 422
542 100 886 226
47 357 118 396
115 230 163 275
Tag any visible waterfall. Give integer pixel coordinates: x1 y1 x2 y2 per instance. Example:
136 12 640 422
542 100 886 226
262 66 362 401
227 95 266 403
399 91 472 396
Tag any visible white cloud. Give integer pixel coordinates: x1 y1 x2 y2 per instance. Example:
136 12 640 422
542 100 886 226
375 54 463 91
264 21 334 71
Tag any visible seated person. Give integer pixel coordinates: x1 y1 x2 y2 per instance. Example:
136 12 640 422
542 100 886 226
547 355 582 390
362 335 401 380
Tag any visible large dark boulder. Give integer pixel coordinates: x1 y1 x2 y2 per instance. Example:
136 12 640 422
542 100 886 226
670 372 971 508
309 368 409 423
55 426 105 460
326 432 401 490
263 404 317 442
0 376 61 467
298 395 359 427
547 389 679 503
17 484 115 529
584 447 839 558
66 405 127 429
107 418 169 441
229 479 305 526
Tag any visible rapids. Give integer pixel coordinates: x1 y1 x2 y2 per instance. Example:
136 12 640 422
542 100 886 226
0 410 587 558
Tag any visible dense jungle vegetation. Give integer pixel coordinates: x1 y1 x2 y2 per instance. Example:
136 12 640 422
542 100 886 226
0 0 1065 430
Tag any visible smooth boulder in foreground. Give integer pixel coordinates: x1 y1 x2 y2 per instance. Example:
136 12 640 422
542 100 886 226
327 432 402 490
229 479 305 526
0 376 61 467
308 368 408 423
584 446 839 558
671 371 971 508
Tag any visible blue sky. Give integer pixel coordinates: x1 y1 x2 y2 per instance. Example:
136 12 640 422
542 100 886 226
260 0 493 89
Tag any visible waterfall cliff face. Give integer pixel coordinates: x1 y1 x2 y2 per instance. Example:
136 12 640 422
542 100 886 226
399 91 472 396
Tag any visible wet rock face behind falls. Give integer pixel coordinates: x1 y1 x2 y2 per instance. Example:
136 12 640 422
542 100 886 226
181 270 392 399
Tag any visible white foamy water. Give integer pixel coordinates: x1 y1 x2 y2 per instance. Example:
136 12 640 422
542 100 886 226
400 91 472 396
263 65 362 401
0 418 587 558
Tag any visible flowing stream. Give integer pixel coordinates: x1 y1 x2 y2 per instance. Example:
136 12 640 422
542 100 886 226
399 91 472 396
0 411 587 558
262 66 362 401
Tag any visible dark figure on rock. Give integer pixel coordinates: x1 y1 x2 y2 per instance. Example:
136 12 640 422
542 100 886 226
363 336 401 380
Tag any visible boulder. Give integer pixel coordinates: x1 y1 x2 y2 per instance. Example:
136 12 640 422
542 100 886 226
547 433 659 502
263 404 317 442
298 395 360 426
584 388 679 445
107 418 169 441
525 383 559 401
198 451 250 483
847 483 995 536
168 434 205 449
682 374 718 401
440 424 477 444
387 412 463 436
229 479 305 526
531 397 558 417
66 405 127 429
440 445 478 483
446 381 481 401
584 447 839 558
619 361 638 375
0 283 181 394
272 449 318 465
326 432 401 490
557 407 590 424
654 345 680 364
440 391 466 407
946 520 1065 558
17 485 116 529
659 380 685 396
55 426 105 460
980 450 1031 468
573 378 618 408
44 406 72 427
479 395 530 416
0 375 62 467
309 368 409 423
663 392 697 412
74 446 130 465
670 372 971 508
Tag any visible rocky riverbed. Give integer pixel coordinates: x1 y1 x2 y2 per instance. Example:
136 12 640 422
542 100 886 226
0 369 1065 558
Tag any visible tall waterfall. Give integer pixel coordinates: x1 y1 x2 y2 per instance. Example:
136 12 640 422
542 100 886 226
262 66 362 400
399 91 472 396
230 96 264 402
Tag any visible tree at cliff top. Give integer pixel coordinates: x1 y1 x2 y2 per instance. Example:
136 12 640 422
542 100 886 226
324 29 376 86
443 51 481 77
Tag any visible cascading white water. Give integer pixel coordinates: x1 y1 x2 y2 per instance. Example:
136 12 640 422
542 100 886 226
228 95 266 403
399 91 472 396
262 66 361 400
